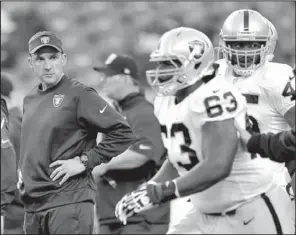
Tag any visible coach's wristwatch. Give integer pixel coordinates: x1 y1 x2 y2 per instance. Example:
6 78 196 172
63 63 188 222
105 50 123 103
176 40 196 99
80 155 90 171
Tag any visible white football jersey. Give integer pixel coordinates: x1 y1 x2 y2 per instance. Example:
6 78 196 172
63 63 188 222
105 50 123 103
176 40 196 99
217 59 295 186
154 76 273 213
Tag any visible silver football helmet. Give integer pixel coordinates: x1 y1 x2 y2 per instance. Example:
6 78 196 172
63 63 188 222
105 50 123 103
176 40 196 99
266 19 278 61
219 9 272 77
146 27 215 96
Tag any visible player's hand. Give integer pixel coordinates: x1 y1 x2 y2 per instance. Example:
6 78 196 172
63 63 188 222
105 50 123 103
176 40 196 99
115 185 155 225
115 181 177 224
49 156 86 185
115 193 134 225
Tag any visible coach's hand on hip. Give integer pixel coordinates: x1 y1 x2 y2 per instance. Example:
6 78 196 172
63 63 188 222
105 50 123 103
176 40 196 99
49 156 86 185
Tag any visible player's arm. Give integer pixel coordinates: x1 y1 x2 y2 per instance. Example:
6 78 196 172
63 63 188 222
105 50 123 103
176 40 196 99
247 127 295 163
174 118 238 196
78 87 134 170
247 128 295 197
149 158 179 183
237 125 295 177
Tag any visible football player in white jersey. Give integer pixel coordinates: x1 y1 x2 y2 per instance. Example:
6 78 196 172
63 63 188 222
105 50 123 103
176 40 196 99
115 27 295 234
218 9 295 188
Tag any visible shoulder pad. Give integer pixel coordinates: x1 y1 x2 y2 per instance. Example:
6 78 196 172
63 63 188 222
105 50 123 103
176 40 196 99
260 62 294 92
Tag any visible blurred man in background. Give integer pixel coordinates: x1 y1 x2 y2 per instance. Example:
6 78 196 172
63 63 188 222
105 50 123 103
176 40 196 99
19 31 133 234
92 54 170 234
1 91 17 234
1 74 24 234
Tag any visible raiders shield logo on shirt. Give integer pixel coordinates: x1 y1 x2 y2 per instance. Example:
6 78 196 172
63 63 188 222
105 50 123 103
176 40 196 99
53 94 65 107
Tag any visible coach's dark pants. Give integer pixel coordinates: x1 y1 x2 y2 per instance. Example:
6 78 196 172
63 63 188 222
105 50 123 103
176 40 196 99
24 202 94 234
3 202 24 234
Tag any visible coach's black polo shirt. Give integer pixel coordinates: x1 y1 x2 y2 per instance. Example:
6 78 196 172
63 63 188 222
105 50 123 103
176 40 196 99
19 75 133 212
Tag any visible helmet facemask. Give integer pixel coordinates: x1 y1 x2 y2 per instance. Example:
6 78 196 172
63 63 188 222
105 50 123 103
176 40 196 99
146 38 214 96
221 41 269 77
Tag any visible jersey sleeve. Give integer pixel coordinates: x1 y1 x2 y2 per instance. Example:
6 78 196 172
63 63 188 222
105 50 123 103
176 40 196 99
189 84 247 124
266 64 295 116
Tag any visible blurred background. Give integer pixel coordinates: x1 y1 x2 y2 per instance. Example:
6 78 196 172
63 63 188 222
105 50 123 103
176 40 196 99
1 1 295 109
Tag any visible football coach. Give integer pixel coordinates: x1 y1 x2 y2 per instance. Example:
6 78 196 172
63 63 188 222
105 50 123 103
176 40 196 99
18 31 134 234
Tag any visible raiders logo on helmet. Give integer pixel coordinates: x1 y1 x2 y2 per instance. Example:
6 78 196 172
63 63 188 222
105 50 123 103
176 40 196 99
188 40 205 60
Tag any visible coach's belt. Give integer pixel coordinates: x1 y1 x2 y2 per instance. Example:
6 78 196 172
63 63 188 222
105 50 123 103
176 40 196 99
205 208 236 216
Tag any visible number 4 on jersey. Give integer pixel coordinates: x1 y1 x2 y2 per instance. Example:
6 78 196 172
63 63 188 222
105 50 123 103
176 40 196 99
282 79 295 101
